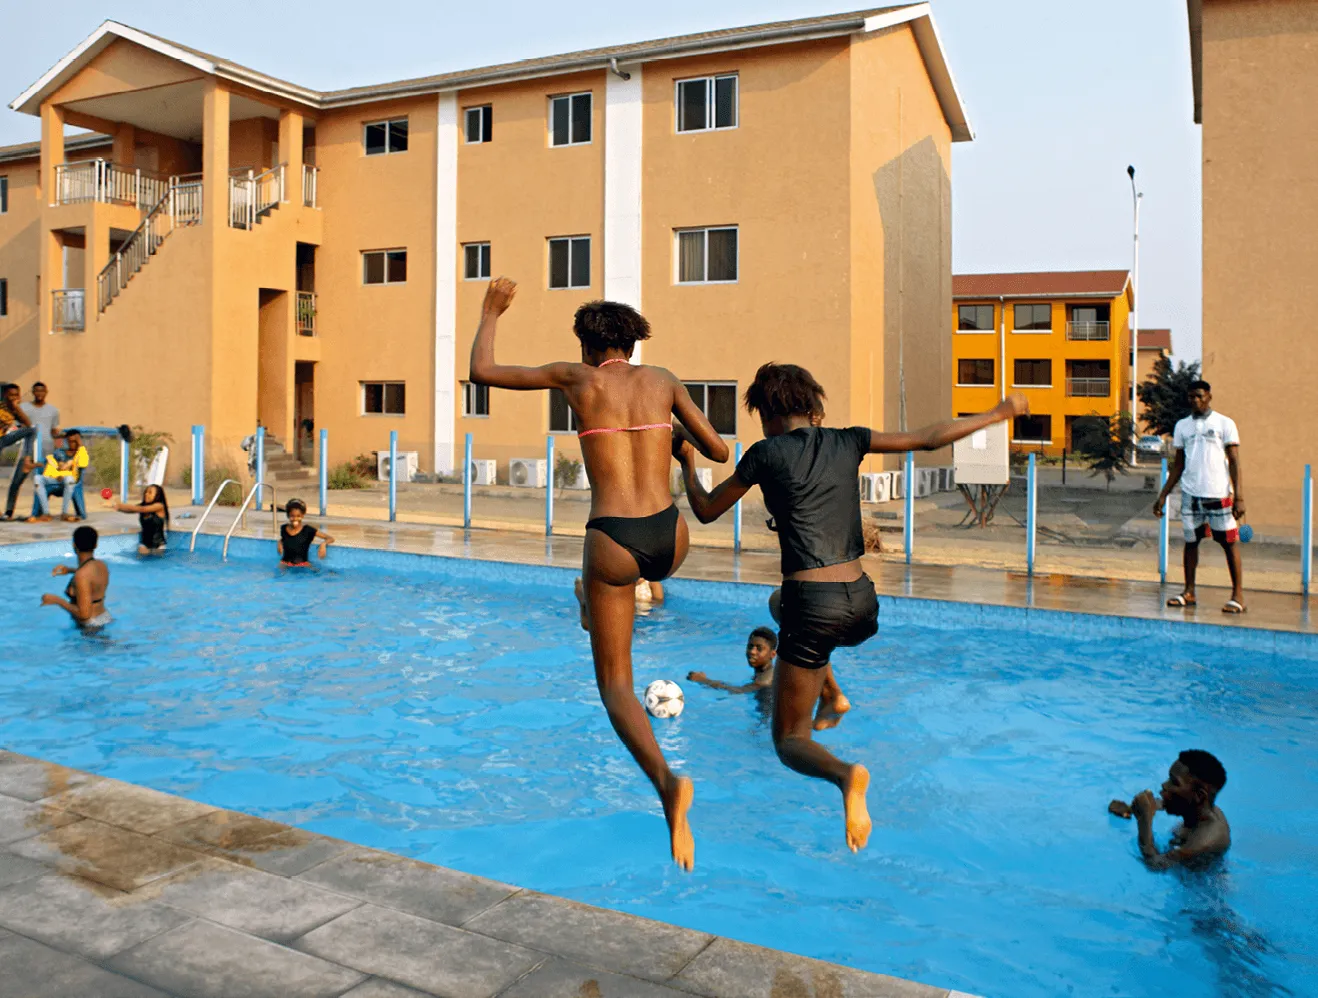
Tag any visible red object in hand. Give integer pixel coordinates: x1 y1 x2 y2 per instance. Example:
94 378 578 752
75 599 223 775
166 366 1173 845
100 488 113 500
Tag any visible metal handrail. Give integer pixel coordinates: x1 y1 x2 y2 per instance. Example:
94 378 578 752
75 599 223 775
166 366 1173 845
1066 321 1111 341
190 478 240 552
222 483 277 560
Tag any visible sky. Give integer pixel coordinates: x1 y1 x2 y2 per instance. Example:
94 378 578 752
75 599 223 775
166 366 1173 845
0 0 1202 360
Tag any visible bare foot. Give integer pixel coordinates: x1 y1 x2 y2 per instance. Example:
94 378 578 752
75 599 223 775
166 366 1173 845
662 775 695 871
842 764 871 853
813 692 852 731
573 578 589 632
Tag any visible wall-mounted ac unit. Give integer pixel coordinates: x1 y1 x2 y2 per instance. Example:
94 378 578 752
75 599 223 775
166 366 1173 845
915 469 936 498
376 450 419 482
890 470 903 499
936 467 952 491
509 458 547 488
670 466 713 494
859 472 892 503
469 459 496 486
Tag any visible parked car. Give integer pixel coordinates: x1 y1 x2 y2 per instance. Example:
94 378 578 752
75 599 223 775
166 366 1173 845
1137 435 1166 456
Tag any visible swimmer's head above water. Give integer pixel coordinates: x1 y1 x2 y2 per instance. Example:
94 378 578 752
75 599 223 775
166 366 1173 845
744 363 827 437
285 498 307 529
72 525 98 553
573 300 651 364
1161 749 1227 817
746 626 777 674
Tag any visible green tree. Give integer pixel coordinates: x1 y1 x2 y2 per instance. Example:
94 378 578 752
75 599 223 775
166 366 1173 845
1137 355 1201 436
1072 412 1136 489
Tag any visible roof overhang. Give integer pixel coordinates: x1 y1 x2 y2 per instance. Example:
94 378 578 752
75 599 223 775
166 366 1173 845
861 3 973 141
1188 0 1203 123
0 132 111 165
953 291 1125 301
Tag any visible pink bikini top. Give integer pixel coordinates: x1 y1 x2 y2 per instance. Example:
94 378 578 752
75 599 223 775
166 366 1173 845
576 358 672 439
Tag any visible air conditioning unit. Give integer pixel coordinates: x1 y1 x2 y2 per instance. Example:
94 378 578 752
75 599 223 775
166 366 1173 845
469 459 496 486
915 469 936 498
376 450 419 482
670 466 713 494
509 458 547 488
890 470 903 499
859 472 892 503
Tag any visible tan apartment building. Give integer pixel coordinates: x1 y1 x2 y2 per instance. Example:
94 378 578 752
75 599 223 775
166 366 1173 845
0 4 970 485
1135 327 1171 429
1189 0 1317 531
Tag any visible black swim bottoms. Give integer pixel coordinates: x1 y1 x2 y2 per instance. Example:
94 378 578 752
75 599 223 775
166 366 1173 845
586 504 680 582
776 575 879 670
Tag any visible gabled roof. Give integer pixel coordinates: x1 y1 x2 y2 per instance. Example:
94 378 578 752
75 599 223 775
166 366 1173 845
10 5 973 141
0 132 111 165
1138 328 1172 351
953 270 1132 300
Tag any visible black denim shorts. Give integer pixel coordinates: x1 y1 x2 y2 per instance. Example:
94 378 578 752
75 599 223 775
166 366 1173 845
776 575 879 670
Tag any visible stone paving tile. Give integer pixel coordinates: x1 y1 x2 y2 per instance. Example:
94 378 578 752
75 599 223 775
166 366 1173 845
296 846 517 924
160 810 350 876
463 891 713 983
0 845 53 888
0 751 101 803
107 919 365 998
9 817 207 892
672 937 948 998
135 856 362 942
497 957 695 997
0 793 82 844
41 776 217 834
295 902 542 998
0 873 193 961
0 925 170 998
340 977 438 997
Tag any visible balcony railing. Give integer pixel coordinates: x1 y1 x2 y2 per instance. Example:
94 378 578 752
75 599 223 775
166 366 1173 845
55 160 168 210
1066 320 1110 341
229 164 286 229
51 289 85 332
1067 377 1111 398
296 291 316 336
302 164 319 208
97 177 204 312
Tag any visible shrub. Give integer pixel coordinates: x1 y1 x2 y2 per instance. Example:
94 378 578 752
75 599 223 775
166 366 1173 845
82 426 173 492
181 465 243 506
348 453 377 479
328 462 367 490
555 454 584 489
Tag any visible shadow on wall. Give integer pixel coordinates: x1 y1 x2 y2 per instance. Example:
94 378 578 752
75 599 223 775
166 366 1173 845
0 218 42 382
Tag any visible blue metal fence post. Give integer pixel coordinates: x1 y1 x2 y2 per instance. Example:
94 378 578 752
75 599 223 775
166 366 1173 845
1026 452 1037 576
1158 457 1169 585
33 431 43 465
545 435 555 536
463 433 473 530
1303 464 1313 597
388 430 398 523
318 429 328 517
254 426 265 509
733 441 743 553
904 451 914 565
191 425 204 505
119 436 130 502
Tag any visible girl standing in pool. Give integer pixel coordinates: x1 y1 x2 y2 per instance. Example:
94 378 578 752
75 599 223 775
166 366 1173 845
109 484 170 556
470 277 728 871
278 498 334 566
43 525 111 630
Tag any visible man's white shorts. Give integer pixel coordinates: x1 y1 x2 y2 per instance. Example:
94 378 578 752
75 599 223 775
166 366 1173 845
1181 493 1239 544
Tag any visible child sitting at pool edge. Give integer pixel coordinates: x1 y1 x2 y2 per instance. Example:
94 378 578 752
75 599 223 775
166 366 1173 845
278 498 334 566
1108 749 1230 868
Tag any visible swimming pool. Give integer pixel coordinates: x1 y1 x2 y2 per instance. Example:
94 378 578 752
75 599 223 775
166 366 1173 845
1 536 1314 998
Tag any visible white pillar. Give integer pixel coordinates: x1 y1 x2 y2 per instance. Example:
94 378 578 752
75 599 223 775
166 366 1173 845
604 65 643 361
433 93 459 475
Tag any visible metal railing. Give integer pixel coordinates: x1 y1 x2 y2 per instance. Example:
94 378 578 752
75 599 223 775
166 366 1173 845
302 164 318 208
190 478 240 552
229 164 286 229
96 175 204 312
296 291 316 336
169 173 204 226
1067 377 1111 397
1066 321 1110 341
55 159 168 209
51 289 85 332
222 482 277 559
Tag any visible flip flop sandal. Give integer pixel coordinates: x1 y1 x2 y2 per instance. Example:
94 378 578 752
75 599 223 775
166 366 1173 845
1222 600 1247 614
1166 594 1196 607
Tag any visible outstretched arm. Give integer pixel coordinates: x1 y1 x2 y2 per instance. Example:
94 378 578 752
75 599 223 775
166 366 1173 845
670 377 730 464
867 395 1027 454
468 278 579 391
112 501 165 514
673 430 748 524
686 671 759 694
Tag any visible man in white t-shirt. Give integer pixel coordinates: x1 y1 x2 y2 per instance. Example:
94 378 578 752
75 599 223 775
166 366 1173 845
1153 381 1245 613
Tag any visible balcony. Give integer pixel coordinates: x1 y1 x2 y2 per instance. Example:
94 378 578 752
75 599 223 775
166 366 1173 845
51 289 85 332
55 160 168 210
296 291 316 336
1066 321 1110 341
228 165 285 230
1067 377 1111 398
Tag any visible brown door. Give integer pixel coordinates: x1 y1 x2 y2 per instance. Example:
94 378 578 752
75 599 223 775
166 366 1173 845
294 362 315 463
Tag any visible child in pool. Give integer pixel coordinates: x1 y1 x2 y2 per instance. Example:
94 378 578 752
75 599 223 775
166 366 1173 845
278 498 334 566
688 626 778 694
573 577 664 631
1108 749 1231 868
109 484 169 555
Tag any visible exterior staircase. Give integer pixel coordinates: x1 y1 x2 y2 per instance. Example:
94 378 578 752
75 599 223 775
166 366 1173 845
96 176 203 312
262 436 314 487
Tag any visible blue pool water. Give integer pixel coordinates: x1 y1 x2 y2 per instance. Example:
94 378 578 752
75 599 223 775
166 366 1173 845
1 537 1315 998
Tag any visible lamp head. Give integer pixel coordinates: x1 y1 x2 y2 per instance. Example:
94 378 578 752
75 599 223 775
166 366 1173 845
1127 164 1136 178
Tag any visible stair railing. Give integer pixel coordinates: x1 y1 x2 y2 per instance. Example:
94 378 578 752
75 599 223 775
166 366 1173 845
190 478 240 552
223 483 278 560
96 174 204 311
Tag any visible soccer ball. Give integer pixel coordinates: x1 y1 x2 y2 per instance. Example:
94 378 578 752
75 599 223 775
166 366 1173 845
643 680 684 719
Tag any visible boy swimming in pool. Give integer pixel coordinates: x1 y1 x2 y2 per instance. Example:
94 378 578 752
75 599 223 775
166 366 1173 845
688 626 778 695
1108 749 1231 868
675 362 1026 852
278 499 334 566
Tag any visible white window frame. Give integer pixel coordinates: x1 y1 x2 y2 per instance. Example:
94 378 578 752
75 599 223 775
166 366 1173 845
674 74 739 133
956 303 995 334
954 358 995 388
462 381 490 418
1011 302 1053 334
463 242 491 281
1011 359 1053 389
548 92 593 147
362 249 408 286
464 105 492 144
548 387 579 434
548 236 591 290
363 117 409 156
683 380 738 437
360 381 406 416
675 226 739 285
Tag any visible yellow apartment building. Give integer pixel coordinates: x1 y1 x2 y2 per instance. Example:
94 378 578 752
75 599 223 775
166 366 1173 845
950 270 1133 456
0 3 972 487
1189 0 1316 531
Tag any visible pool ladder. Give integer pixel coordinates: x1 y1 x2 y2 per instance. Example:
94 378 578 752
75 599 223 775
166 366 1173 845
189 478 239 553
189 479 278 559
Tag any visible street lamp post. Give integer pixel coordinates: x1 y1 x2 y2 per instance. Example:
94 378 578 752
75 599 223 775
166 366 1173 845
1128 165 1142 466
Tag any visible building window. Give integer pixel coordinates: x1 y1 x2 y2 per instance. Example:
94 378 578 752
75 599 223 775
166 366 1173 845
364 118 409 156
1013 414 1051 443
958 304 994 331
550 93 592 146
676 227 738 284
0 278 7 317
676 74 738 132
464 243 491 280
1013 358 1052 387
362 381 406 415
462 381 490 417
956 359 995 386
465 105 493 144
1069 304 1110 323
363 250 407 285
1013 303 1052 331
548 236 590 289
683 382 737 436
1067 360 1111 397
0 176 7 214
549 388 578 432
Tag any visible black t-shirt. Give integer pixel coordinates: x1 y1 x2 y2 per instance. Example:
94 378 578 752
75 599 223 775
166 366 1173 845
281 523 317 563
735 426 871 575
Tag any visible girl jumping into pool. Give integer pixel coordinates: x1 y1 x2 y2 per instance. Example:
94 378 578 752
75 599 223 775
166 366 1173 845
278 498 334 566
470 277 728 871
108 484 170 556
675 362 1026 853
